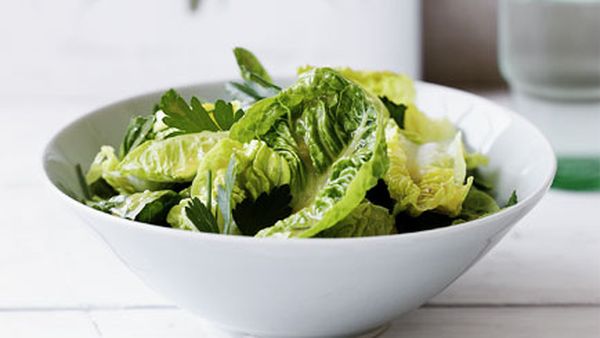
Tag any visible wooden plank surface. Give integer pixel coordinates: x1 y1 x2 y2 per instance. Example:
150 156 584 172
0 307 597 338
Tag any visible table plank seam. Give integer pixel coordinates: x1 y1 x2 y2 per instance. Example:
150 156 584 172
0 305 177 313
424 302 600 308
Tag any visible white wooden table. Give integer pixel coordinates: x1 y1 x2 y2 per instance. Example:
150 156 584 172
1 90 599 338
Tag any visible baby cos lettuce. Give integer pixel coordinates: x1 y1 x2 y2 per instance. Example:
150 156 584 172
384 121 472 217
317 201 395 238
78 48 515 239
230 67 388 238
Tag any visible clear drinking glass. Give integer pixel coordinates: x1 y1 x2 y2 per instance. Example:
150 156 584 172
498 0 600 190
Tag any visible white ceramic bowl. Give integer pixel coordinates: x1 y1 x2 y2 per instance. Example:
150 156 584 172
43 81 556 338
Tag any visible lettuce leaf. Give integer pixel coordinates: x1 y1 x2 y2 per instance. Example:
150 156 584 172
117 131 227 183
87 190 180 225
317 201 395 238
298 66 415 105
465 151 489 170
190 138 293 206
454 186 500 223
384 121 472 217
86 146 168 194
401 104 456 144
230 67 388 238
167 198 196 231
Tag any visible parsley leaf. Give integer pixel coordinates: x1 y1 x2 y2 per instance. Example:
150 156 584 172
160 89 220 133
505 190 518 207
120 115 155 158
160 89 245 134
88 178 117 199
185 197 219 233
213 100 245 130
233 185 292 236
365 179 395 212
380 96 407 129
217 157 237 235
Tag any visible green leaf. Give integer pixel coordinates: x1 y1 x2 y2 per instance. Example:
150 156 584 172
233 47 275 84
228 47 281 105
465 152 489 170
317 201 395 238
160 89 220 133
189 138 294 236
458 186 500 221
160 89 245 133
365 179 396 212
299 66 416 105
88 178 117 199
380 96 407 129
233 185 292 236
213 100 245 130
88 190 180 225
185 197 219 233
117 131 226 184
230 67 388 238
505 190 518 207
383 121 472 217
225 81 264 102
120 115 155 158
217 157 237 235
468 168 495 192
86 146 169 194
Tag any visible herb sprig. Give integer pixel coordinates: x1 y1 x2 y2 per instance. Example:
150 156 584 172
120 115 155 158
380 96 407 129
233 184 292 236
184 157 238 234
160 90 244 135
226 47 281 104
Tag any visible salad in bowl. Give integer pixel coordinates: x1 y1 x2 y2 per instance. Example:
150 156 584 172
78 48 517 239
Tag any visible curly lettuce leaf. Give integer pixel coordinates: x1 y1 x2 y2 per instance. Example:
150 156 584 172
454 186 500 223
300 66 455 145
86 146 167 194
167 198 197 231
230 67 388 238
117 131 226 183
317 201 395 238
465 151 489 170
384 121 472 217
298 66 415 105
87 190 180 225
402 104 456 144
190 138 293 204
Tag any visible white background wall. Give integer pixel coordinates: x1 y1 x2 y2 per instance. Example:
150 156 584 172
0 0 420 102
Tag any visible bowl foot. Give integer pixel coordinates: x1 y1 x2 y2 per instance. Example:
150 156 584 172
200 320 390 338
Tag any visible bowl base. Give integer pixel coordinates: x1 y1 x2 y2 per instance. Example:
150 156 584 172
200 320 390 338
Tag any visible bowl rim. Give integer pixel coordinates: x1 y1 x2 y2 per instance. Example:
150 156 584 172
42 79 557 246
